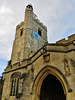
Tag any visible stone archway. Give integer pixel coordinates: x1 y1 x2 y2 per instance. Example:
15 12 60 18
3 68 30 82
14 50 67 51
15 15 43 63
32 66 69 100
40 74 66 100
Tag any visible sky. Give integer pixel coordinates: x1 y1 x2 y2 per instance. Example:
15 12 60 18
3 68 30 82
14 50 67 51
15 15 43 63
0 0 75 76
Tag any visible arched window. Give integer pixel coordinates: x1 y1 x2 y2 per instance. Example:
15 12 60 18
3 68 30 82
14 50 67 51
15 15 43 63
10 72 26 98
20 28 23 36
10 72 21 96
38 28 42 36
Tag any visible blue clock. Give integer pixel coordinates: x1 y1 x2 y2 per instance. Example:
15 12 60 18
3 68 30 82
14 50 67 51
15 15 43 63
33 31 39 39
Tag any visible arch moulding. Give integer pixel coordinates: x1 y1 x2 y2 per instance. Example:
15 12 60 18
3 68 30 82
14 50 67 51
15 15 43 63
31 65 72 100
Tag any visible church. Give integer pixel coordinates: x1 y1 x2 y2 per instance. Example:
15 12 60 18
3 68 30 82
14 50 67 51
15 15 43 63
1 4 75 100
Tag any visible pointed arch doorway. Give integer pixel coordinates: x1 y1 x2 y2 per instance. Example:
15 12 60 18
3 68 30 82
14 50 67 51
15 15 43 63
40 74 66 100
32 66 68 100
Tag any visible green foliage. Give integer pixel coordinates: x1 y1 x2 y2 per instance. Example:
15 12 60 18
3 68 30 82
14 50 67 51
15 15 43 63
0 74 3 84
0 70 5 84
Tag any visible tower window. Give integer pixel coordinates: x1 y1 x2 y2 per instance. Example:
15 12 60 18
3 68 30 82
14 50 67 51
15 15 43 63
20 29 23 36
38 28 42 36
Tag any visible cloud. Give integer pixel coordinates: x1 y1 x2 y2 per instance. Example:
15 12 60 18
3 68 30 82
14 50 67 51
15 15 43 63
31 0 75 42
0 0 75 58
0 0 75 75
0 4 16 60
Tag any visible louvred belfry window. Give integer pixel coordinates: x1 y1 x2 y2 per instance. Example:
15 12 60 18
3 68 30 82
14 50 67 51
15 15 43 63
20 28 23 36
38 28 42 36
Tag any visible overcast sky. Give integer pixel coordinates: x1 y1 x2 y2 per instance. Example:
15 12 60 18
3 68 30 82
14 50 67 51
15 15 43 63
0 0 75 76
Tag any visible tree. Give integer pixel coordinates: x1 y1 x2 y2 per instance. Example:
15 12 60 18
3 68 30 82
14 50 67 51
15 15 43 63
0 71 4 100
0 69 5 84
0 74 3 84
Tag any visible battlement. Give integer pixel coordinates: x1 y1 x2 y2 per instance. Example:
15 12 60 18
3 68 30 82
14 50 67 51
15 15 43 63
56 34 75 43
33 15 47 31
16 21 24 30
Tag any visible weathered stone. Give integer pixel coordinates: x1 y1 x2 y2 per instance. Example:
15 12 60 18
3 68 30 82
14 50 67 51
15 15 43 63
1 4 75 100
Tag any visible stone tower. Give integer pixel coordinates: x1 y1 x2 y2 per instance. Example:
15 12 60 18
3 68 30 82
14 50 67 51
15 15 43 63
11 4 47 65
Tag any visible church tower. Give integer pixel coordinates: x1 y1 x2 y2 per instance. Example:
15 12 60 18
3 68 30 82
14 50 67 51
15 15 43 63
11 4 47 65
1 4 75 100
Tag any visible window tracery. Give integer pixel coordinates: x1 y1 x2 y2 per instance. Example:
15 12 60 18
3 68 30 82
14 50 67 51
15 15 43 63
10 72 26 98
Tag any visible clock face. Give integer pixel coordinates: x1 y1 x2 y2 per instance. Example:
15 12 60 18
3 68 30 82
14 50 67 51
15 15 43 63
33 31 39 39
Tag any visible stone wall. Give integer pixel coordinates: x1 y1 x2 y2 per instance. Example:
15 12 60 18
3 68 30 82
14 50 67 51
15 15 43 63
1 4 75 100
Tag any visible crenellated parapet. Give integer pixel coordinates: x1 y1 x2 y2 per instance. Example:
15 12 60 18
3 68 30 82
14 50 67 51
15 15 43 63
5 39 75 73
56 34 75 43
16 21 24 31
33 17 47 31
